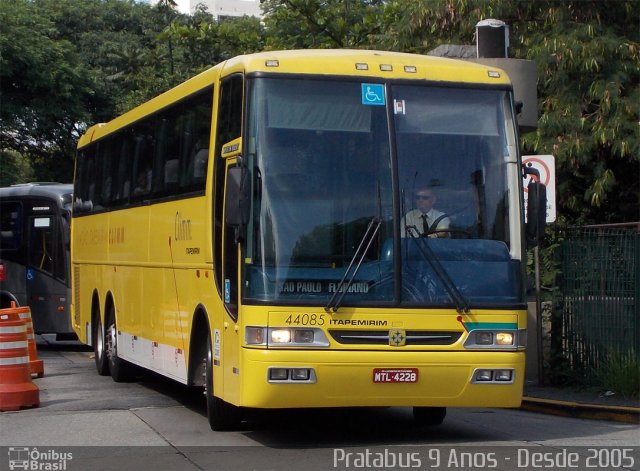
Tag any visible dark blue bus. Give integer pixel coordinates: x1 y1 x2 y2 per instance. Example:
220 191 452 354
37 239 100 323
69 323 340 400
0 183 75 339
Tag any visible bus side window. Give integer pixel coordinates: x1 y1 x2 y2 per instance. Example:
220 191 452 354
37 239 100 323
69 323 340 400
113 134 132 205
56 210 69 282
154 111 181 196
131 121 155 201
75 147 97 213
0 202 22 250
164 159 179 187
193 146 208 181
180 91 213 192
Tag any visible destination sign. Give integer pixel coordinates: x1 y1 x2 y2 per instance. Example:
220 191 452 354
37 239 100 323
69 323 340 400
279 280 371 294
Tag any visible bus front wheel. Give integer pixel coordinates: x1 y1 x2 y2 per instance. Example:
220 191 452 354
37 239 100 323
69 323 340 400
413 406 446 426
204 333 239 431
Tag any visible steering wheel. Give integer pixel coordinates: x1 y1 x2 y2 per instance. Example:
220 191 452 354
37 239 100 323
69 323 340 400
426 214 473 239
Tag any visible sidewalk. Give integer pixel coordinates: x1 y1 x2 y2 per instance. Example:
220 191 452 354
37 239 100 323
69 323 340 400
522 381 640 424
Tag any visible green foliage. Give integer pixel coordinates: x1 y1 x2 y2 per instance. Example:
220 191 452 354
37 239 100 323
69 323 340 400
0 0 93 158
517 2 640 225
0 150 35 187
0 0 162 181
262 0 384 49
595 351 640 398
158 10 265 83
0 0 267 179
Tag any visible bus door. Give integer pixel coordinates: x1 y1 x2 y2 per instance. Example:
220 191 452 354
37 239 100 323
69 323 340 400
26 205 67 333
215 73 244 404
222 160 241 401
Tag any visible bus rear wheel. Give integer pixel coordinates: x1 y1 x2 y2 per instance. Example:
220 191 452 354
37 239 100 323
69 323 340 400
105 305 133 382
93 312 109 376
204 332 239 431
413 406 446 426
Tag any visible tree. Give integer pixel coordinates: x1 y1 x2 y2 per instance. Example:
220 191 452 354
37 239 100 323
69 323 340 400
0 0 95 181
0 150 35 187
156 6 265 82
0 0 164 182
262 0 384 49
516 3 639 224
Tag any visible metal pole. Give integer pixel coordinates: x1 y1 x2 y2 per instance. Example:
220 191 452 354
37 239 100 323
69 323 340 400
535 245 544 385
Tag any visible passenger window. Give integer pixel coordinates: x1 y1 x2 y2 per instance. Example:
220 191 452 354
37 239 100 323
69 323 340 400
0 202 22 251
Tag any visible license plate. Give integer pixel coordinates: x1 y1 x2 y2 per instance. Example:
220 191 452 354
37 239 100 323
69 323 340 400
373 368 419 383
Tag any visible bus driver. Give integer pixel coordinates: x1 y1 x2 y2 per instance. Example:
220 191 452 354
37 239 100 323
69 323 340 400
401 185 450 238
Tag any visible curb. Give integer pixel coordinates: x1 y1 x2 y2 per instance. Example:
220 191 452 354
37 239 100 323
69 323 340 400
521 396 640 424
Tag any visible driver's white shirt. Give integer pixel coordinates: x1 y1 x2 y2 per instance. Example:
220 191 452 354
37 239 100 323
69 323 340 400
401 208 450 237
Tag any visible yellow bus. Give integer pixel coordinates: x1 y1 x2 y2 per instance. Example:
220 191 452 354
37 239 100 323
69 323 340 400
72 49 544 430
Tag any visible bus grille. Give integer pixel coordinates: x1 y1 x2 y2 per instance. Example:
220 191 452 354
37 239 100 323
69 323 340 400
328 330 462 346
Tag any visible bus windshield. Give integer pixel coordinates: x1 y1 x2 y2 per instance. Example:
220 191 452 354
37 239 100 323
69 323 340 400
243 77 523 308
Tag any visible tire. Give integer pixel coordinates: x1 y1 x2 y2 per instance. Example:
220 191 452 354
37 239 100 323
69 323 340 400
93 311 109 376
105 304 133 382
205 332 239 431
413 406 446 426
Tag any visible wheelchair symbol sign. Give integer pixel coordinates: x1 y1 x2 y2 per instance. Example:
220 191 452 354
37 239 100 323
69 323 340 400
27 269 34 281
361 84 385 106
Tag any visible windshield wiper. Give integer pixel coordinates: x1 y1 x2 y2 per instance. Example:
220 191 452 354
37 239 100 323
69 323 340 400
325 183 384 313
404 227 470 313
324 216 381 313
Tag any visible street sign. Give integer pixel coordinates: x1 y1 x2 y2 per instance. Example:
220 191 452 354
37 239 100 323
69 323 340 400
523 155 556 223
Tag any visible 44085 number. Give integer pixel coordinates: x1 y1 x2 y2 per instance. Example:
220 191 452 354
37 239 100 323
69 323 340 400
285 313 326 326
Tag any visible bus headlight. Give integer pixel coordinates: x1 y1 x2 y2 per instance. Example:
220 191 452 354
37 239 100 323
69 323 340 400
245 327 330 347
496 332 514 345
476 332 493 345
246 327 266 345
464 330 522 350
271 329 292 343
293 329 314 343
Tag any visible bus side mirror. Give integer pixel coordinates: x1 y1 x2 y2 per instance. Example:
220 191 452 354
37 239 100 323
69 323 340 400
515 100 524 115
225 166 250 234
525 178 547 248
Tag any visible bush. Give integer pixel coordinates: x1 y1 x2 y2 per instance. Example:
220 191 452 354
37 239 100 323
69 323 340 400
595 351 640 398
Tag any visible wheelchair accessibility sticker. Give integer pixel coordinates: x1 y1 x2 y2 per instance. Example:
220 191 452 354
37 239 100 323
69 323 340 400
361 84 385 106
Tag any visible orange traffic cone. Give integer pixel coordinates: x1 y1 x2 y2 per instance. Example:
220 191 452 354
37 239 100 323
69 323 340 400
0 308 40 411
14 305 44 378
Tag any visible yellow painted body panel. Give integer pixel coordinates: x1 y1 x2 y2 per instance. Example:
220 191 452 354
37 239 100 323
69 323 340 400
72 196 215 363
240 349 525 408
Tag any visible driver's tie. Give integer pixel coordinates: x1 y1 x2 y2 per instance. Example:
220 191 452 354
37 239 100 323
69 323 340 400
421 214 429 236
